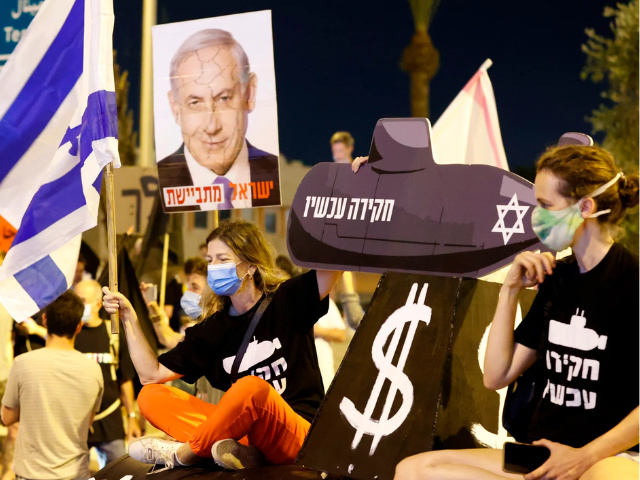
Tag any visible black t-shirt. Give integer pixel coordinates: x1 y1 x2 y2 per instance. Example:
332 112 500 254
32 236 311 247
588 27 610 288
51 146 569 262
75 321 136 443
159 270 329 423
514 243 639 448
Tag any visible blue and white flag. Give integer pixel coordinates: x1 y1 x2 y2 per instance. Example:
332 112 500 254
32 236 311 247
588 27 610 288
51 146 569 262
0 0 120 321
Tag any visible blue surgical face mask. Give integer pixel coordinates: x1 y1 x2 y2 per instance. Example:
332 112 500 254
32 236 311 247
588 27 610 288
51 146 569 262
180 290 202 319
81 303 92 323
207 262 248 296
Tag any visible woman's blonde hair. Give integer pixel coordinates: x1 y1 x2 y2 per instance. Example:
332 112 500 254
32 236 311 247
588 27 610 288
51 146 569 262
199 219 288 320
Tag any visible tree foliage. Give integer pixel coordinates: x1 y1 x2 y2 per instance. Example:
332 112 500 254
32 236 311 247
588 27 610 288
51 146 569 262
402 0 441 118
582 0 639 252
113 51 138 166
408 0 441 32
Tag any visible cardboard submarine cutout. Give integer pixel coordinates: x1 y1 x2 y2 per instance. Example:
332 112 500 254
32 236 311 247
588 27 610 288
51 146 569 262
287 118 544 277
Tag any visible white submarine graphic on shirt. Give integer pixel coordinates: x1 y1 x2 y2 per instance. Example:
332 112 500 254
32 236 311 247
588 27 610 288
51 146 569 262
548 309 608 352
223 337 282 374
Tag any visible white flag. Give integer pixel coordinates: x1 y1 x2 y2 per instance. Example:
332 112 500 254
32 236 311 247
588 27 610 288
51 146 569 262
433 59 509 171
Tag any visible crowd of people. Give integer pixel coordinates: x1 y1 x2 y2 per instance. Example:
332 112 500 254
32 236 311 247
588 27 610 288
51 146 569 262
0 135 637 480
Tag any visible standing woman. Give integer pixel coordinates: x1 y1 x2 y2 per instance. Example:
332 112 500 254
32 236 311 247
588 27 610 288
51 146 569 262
103 220 342 472
392 145 639 480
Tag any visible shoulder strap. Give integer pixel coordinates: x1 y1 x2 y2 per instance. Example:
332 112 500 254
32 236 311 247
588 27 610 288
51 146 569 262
230 296 272 384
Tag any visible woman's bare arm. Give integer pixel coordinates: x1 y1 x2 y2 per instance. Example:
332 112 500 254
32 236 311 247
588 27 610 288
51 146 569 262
483 251 555 390
316 271 343 300
102 288 182 385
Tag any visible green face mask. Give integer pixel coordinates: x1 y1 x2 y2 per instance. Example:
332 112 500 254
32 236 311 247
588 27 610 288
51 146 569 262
531 173 621 252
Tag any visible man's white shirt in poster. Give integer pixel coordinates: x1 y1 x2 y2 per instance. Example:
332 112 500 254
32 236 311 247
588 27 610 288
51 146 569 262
184 144 252 209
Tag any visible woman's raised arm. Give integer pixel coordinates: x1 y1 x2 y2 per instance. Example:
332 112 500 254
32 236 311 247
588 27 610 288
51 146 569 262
315 271 343 301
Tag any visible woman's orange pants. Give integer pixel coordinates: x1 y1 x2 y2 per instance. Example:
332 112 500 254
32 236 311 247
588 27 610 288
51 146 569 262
137 376 311 465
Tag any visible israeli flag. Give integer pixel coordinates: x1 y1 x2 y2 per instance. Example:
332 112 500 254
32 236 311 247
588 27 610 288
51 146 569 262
0 0 120 321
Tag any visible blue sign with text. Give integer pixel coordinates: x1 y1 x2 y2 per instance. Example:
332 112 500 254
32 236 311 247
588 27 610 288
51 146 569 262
0 0 43 69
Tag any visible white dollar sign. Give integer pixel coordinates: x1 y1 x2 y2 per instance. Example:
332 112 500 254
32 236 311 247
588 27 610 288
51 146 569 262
340 283 431 455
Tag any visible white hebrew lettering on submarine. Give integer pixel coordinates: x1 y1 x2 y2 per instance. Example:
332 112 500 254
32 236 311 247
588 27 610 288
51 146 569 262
548 309 607 352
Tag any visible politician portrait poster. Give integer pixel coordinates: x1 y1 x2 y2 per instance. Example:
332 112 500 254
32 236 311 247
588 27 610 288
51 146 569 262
152 11 281 213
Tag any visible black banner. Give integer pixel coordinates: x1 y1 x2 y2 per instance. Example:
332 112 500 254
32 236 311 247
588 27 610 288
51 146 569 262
297 273 536 480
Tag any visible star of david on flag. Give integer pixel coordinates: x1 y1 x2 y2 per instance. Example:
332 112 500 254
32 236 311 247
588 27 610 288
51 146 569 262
491 194 529 245
0 0 120 321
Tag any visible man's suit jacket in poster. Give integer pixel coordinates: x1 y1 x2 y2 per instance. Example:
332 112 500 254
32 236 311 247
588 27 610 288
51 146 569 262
157 141 281 212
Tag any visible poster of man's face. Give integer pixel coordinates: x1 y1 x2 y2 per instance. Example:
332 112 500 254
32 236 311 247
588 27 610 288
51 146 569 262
152 11 281 213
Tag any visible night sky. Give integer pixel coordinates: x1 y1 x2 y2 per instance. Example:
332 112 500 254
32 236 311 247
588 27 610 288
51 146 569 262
112 0 613 175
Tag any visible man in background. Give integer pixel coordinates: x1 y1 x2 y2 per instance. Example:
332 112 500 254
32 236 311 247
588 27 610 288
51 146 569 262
330 131 355 163
314 294 347 391
1 291 103 480
142 257 208 350
74 254 91 287
0 252 14 480
74 280 141 470
162 266 185 334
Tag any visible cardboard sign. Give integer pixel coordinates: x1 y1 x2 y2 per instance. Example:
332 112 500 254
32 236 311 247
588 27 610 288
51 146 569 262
113 167 158 234
296 273 536 480
433 280 536 450
287 118 544 278
152 11 282 213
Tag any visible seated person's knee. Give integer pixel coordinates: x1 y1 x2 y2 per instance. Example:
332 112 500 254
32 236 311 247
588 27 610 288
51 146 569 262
137 384 165 417
395 457 418 480
234 375 272 398
581 457 640 480
396 457 449 480
395 451 460 480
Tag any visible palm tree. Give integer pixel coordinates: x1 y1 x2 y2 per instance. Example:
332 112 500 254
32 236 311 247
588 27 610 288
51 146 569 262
401 0 441 118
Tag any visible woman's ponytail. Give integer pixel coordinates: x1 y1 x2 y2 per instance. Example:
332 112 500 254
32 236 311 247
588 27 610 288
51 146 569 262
619 172 640 210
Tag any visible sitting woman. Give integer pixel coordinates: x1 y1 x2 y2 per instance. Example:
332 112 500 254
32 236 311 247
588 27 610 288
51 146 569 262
388 145 639 479
102 219 342 472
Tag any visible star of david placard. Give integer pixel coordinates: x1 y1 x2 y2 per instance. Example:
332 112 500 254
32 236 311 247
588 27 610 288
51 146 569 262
491 193 530 245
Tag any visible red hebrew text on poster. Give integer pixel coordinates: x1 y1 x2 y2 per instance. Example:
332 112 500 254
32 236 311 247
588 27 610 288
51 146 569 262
163 185 223 208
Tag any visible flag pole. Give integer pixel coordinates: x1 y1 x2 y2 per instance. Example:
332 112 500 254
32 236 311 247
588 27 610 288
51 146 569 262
104 162 119 334
139 0 157 167
479 58 493 72
159 233 169 309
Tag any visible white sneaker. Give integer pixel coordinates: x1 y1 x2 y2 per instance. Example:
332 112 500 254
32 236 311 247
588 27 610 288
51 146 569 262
211 439 265 470
128 437 183 474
